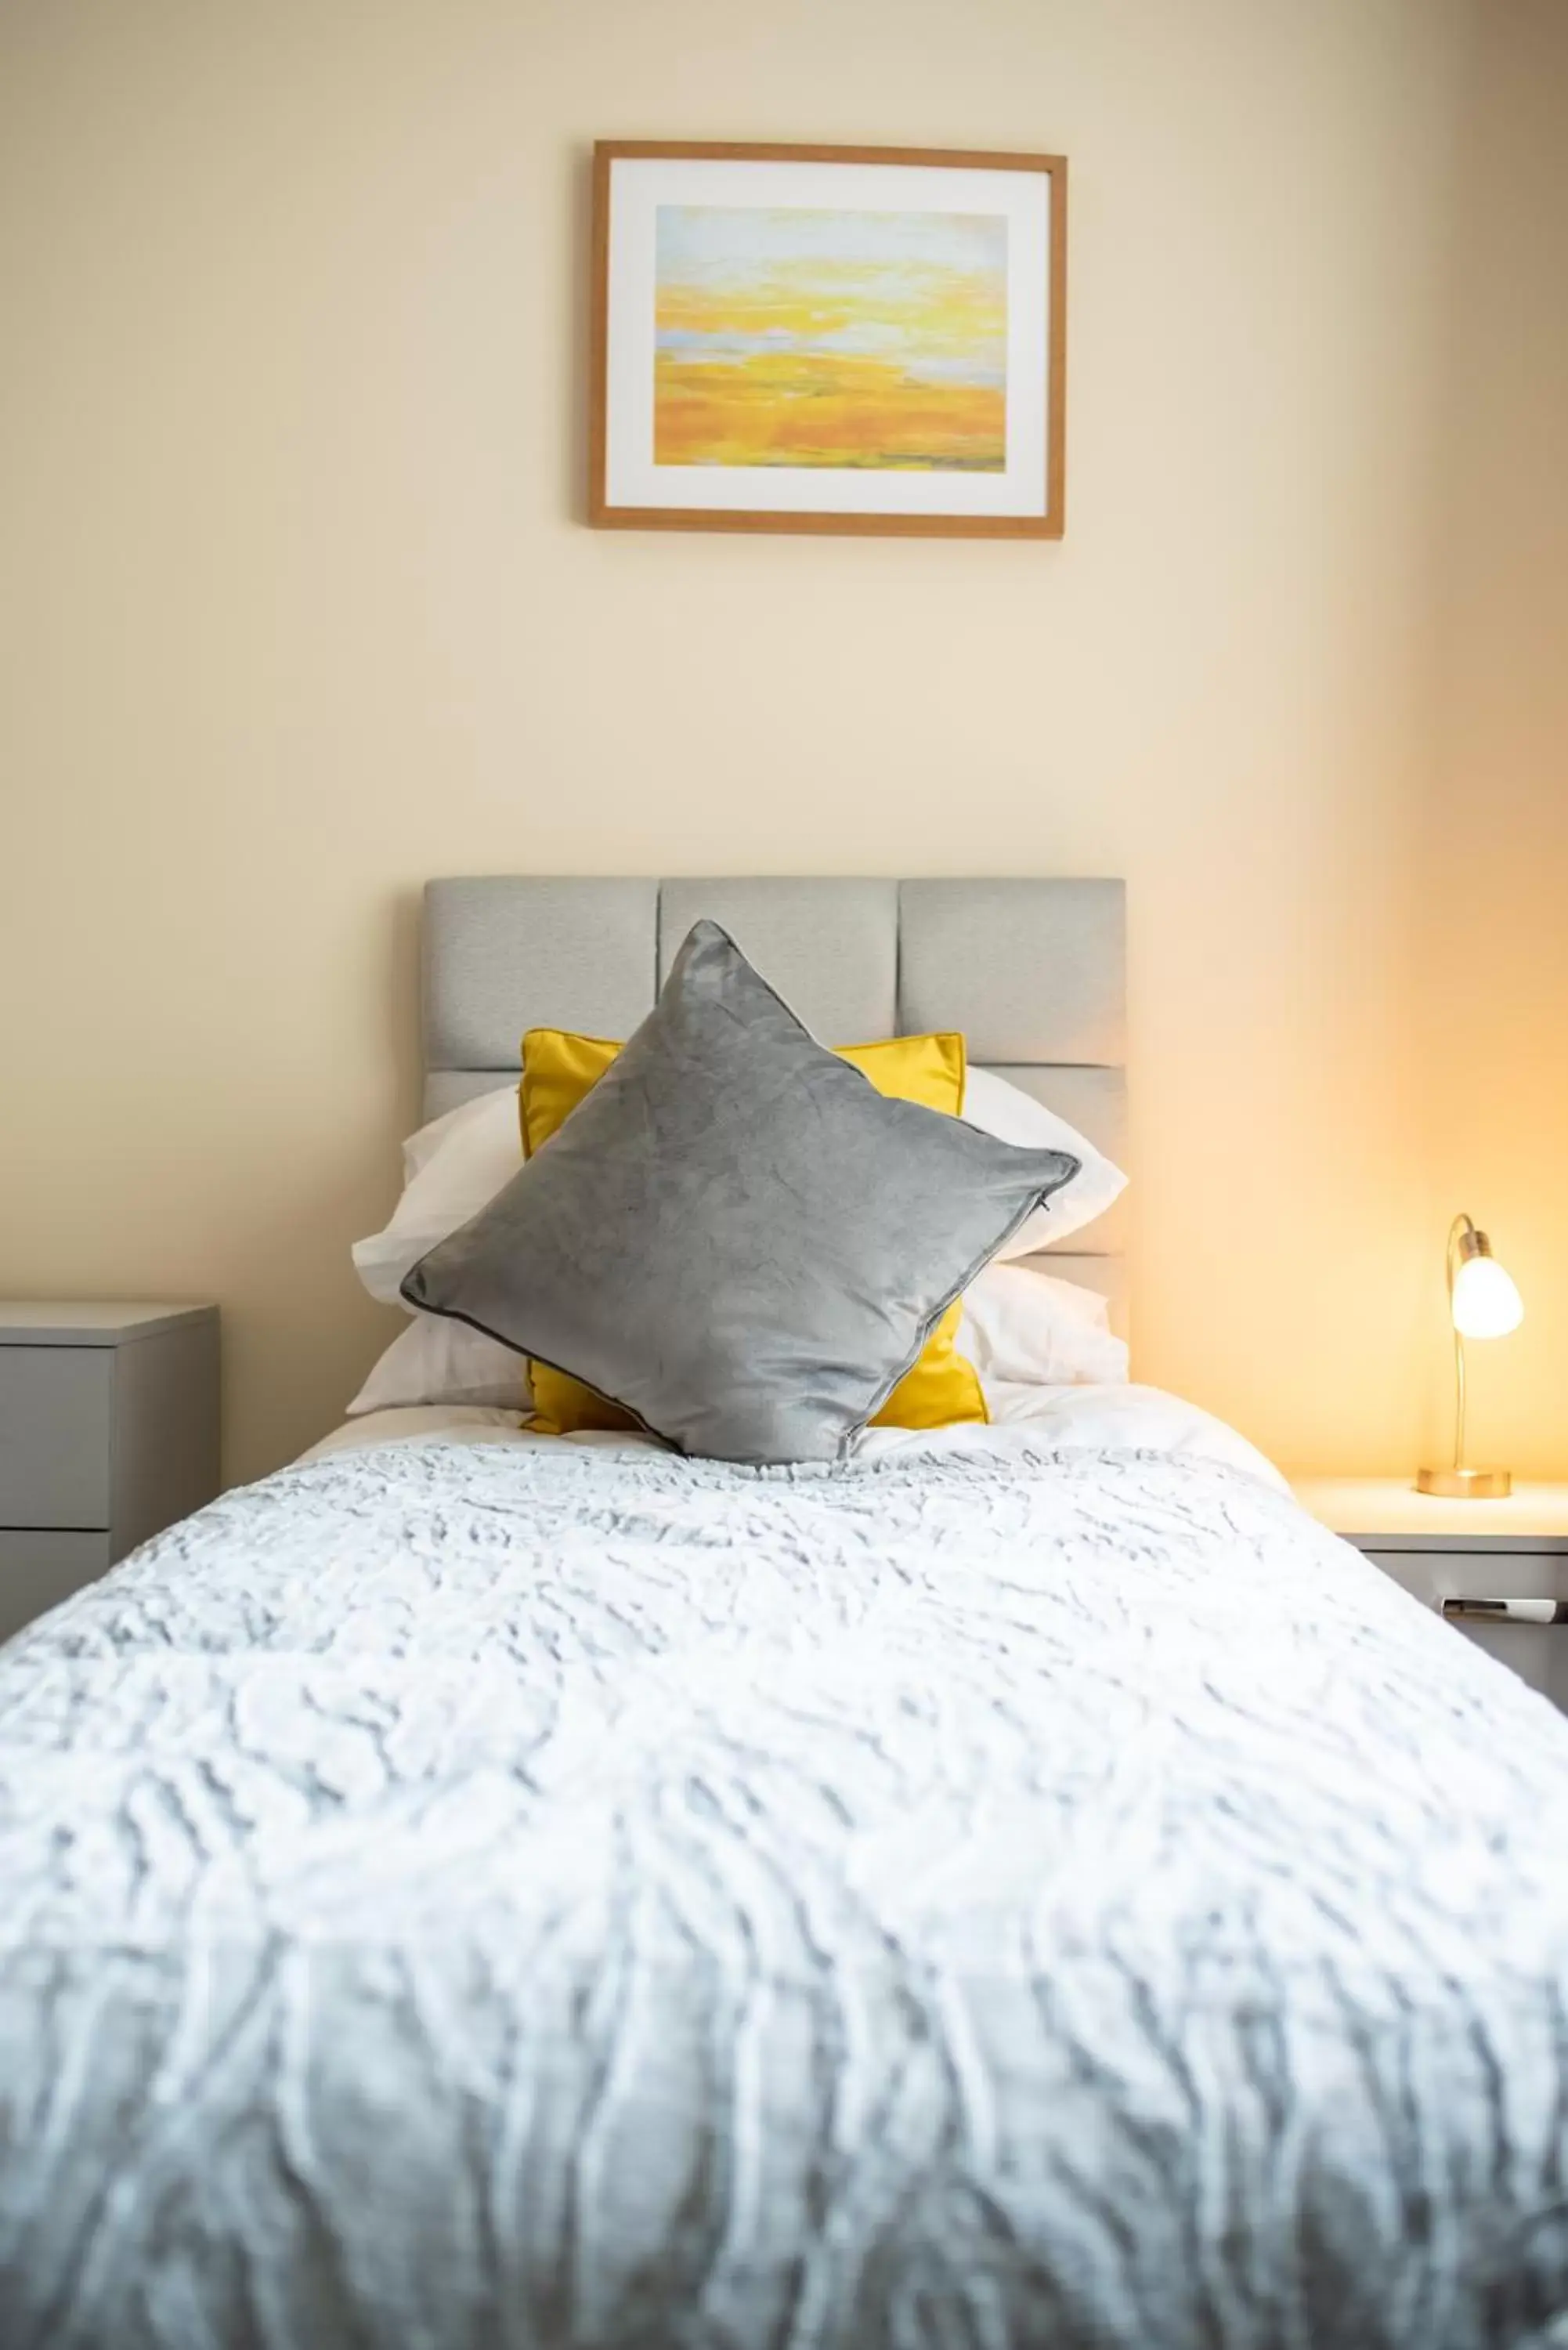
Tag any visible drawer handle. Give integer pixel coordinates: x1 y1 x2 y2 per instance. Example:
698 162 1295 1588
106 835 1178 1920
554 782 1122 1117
1442 1598 1568 1626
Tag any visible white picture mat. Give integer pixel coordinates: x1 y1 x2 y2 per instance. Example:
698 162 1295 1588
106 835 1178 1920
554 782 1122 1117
603 157 1052 518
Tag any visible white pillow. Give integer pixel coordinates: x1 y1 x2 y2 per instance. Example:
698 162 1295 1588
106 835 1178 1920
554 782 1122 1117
958 1262 1129 1391
348 1090 530 1414
349 1264 1121 1419
961 1067 1126 1260
351 1068 1125 1321
347 1315 530 1416
352 1086 522 1307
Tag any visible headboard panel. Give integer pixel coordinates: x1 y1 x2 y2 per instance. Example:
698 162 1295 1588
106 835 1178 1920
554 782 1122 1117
421 877 1127 1323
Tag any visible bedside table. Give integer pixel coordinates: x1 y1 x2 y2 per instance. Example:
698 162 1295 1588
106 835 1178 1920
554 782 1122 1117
0 1303 220 1643
1292 1477 1568 1710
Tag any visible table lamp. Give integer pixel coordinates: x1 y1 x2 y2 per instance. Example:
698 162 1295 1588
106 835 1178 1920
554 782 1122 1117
1416 1213 1523 1498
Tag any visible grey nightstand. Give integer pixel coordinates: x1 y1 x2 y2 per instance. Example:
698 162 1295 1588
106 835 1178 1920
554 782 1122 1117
1293 1477 1568 1711
0 1303 220 1643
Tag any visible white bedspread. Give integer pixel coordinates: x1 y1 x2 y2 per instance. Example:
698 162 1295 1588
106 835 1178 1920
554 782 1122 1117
303 1379 1291 1486
2 1414 1567 2348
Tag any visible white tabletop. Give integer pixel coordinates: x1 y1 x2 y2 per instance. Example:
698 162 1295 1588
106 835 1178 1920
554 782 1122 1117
0 1302 217 1346
1292 1476 1568 1549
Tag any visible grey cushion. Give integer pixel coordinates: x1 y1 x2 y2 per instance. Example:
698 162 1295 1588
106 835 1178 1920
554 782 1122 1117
402 921 1078 1465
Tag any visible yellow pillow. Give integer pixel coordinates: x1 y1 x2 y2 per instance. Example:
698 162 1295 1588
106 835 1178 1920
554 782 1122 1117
518 1025 988 1439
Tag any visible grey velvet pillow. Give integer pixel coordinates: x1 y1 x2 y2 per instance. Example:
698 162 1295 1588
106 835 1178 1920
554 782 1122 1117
402 920 1078 1466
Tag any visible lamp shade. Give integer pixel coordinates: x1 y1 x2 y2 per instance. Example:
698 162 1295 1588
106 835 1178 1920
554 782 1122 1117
1451 1250 1524 1339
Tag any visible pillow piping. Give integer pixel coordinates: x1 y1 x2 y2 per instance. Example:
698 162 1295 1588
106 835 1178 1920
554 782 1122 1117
403 920 1082 1465
837 1159 1078 1452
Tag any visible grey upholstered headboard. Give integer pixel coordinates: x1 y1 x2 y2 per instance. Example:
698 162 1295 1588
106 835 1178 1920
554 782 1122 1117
421 877 1126 1327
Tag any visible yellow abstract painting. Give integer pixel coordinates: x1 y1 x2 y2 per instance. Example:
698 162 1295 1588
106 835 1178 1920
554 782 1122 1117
653 208 1008 472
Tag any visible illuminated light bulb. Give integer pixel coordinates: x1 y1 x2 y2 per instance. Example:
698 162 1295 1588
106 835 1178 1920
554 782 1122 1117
1451 1250 1524 1340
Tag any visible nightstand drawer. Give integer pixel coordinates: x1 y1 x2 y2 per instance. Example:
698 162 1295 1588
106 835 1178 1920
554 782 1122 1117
0 1350 114 1527
1362 1549 1568 1605
1364 1549 1568 1705
0 1531 113 1641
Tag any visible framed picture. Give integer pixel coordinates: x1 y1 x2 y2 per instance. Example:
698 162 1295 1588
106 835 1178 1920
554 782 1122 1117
589 141 1067 539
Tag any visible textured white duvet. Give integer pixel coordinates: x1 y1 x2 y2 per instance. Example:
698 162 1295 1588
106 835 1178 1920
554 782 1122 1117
2 1404 1568 2348
304 1380 1291 1484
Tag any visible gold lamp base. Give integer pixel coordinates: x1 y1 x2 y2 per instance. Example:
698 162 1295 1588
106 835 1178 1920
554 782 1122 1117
1415 1465 1512 1499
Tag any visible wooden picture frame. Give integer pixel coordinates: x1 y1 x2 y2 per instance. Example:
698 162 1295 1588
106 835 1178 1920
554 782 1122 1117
588 141 1067 539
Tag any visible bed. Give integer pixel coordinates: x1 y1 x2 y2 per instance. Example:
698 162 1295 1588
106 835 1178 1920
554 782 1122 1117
2 879 1568 2350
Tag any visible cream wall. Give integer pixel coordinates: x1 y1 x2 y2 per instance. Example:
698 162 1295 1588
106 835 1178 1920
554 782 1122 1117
2 0 1545 1488
1415 0 1568 1480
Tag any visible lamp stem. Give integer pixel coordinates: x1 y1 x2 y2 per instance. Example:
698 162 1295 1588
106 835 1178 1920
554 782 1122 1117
1417 1210 1512 1499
